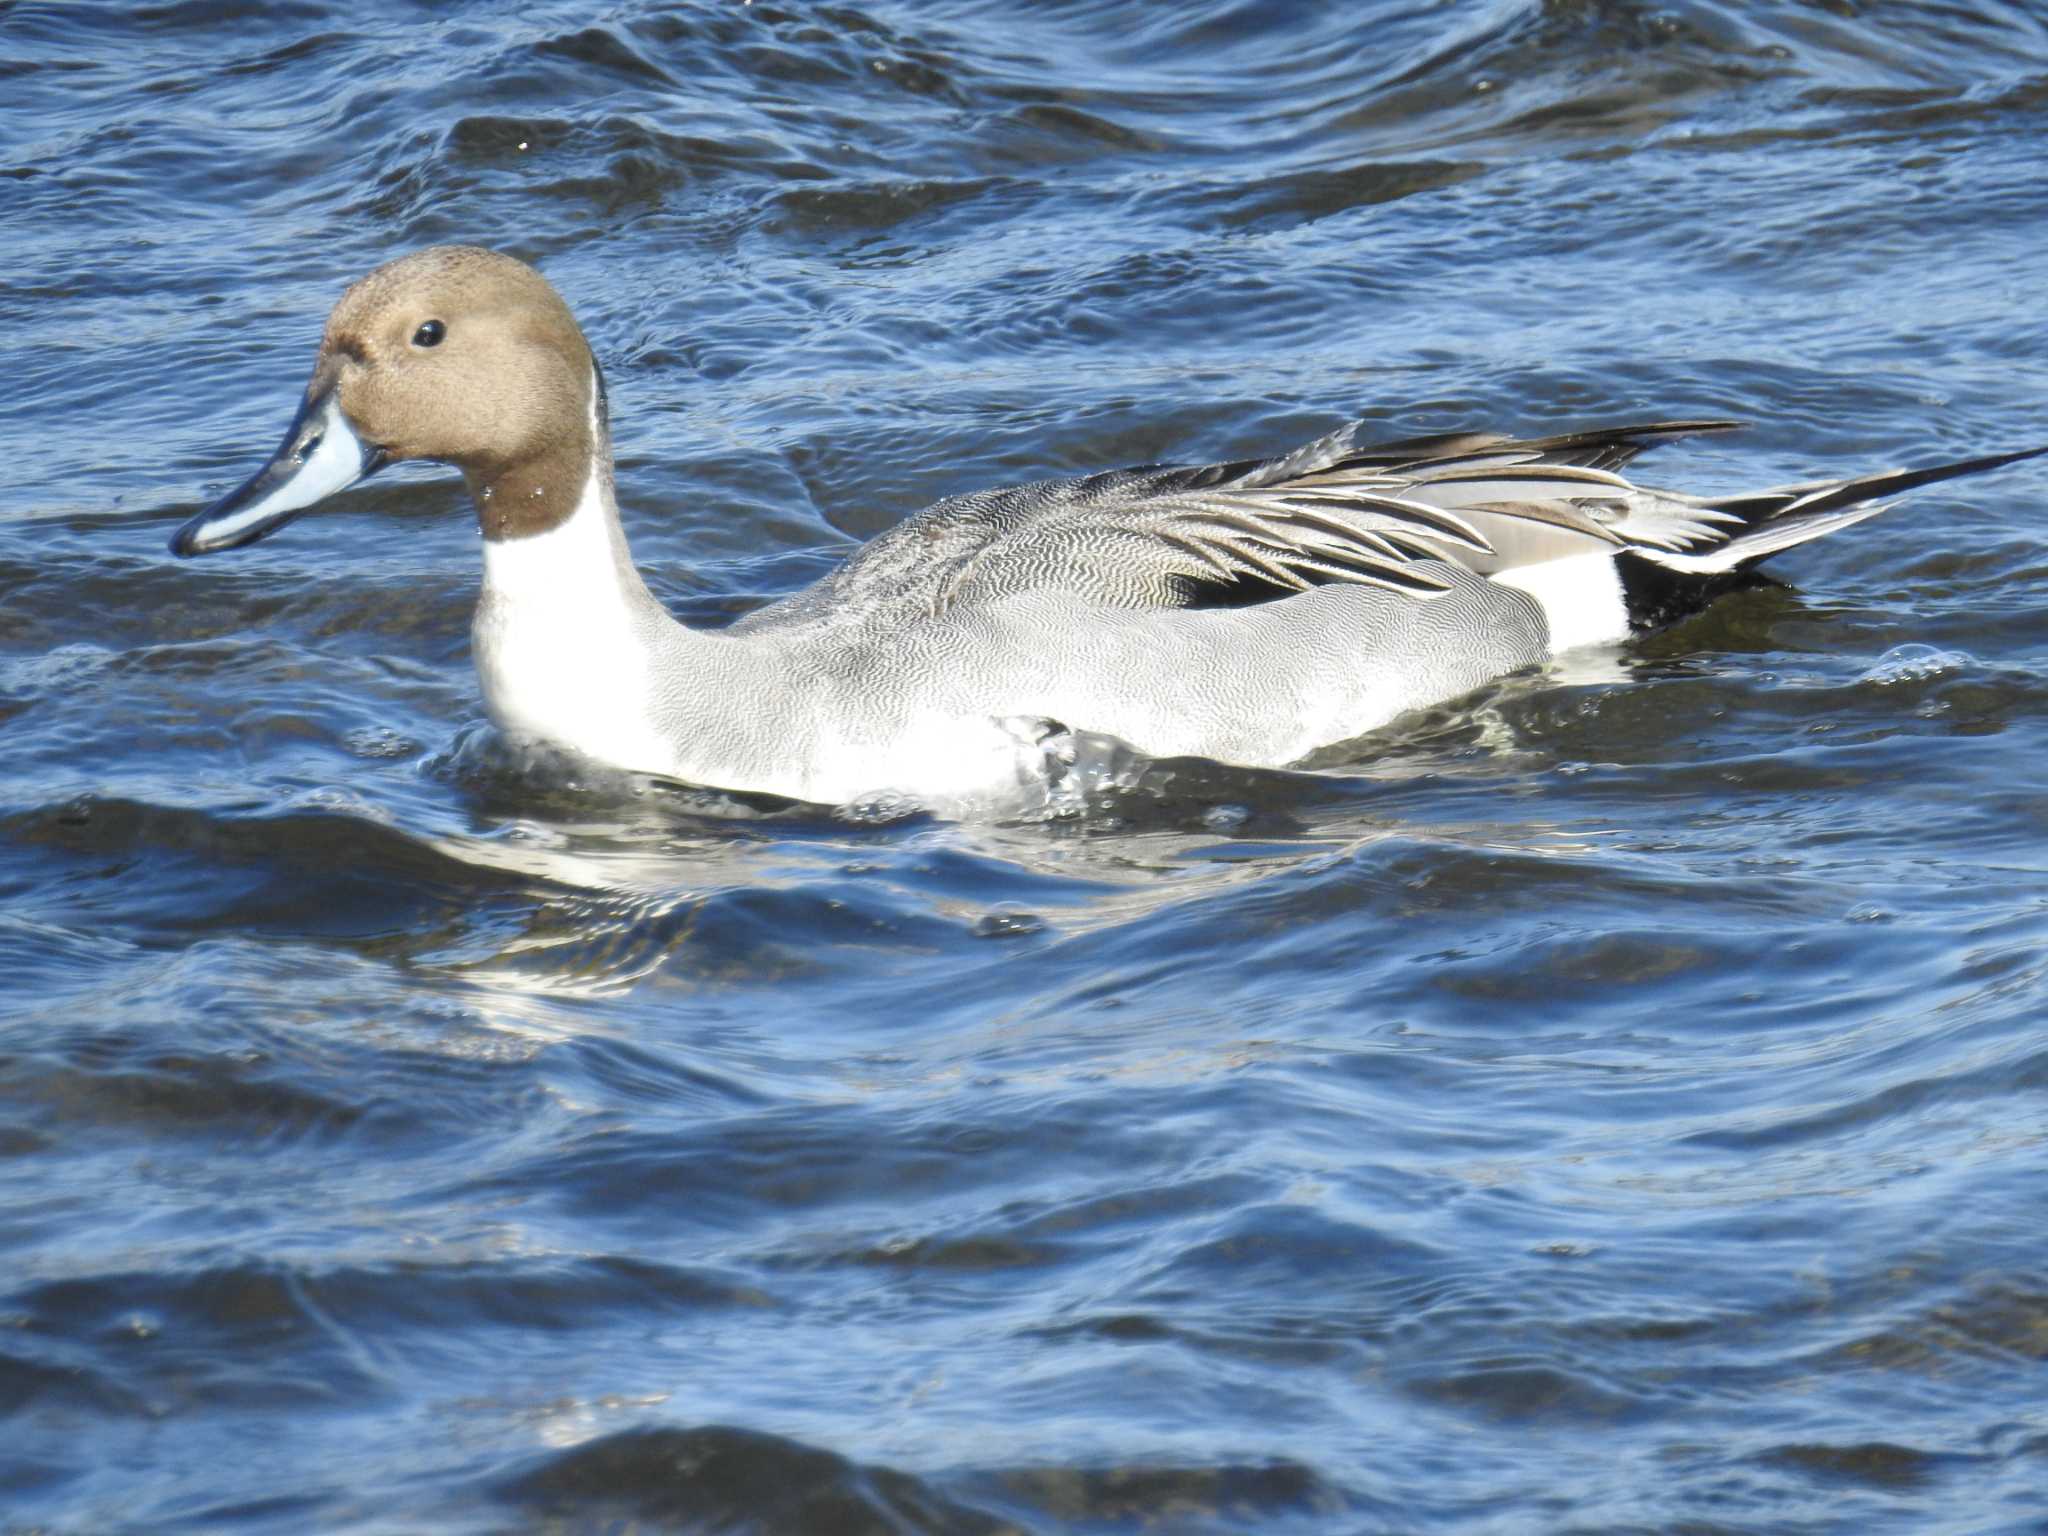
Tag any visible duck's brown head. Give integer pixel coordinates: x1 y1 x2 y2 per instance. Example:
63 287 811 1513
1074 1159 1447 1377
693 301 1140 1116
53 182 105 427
171 245 604 555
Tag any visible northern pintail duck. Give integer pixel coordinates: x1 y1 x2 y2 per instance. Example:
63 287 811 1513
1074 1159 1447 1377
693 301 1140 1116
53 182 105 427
171 247 2046 807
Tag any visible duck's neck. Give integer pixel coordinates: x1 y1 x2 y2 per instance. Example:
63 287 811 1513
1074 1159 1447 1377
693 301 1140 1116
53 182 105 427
464 353 618 544
476 452 663 628
465 373 803 794
470 430 703 777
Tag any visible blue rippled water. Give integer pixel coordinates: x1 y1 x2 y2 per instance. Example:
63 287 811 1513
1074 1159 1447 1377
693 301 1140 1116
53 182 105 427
7 2 2048 1530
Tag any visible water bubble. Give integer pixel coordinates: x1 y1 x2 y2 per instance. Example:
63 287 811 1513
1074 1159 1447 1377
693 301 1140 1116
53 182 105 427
1860 643 1971 686
973 909 1047 940
345 725 418 760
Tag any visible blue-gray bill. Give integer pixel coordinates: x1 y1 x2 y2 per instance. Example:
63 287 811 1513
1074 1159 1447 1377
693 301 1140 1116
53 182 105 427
169 389 387 556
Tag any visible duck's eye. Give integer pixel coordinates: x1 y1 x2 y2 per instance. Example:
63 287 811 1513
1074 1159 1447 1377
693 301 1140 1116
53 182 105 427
411 320 446 348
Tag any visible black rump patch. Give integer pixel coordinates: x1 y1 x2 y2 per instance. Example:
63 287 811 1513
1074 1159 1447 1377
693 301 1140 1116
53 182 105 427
1616 552 1777 632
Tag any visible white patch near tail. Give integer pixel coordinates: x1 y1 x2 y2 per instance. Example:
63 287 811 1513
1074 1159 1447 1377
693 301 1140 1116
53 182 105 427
1492 552 1630 652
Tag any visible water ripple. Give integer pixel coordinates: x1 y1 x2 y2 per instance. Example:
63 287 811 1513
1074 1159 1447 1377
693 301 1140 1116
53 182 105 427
7 0 2048 1529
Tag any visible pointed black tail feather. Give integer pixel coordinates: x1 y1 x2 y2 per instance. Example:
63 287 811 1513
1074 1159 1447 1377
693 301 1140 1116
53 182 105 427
1756 440 2048 523
1620 437 2048 630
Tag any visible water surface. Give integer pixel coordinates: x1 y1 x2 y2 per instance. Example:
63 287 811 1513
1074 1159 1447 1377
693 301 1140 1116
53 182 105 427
6 1 2048 1530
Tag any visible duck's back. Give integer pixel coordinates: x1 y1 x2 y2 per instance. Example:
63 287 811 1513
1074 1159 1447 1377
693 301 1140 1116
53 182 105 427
733 416 1755 642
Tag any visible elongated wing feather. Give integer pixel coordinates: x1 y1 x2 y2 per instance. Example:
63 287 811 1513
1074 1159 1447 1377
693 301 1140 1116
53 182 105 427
895 419 1751 614
728 417 2048 639
750 417 2038 639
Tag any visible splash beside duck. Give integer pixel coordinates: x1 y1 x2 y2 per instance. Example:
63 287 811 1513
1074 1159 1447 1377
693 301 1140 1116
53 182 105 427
170 246 2047 808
